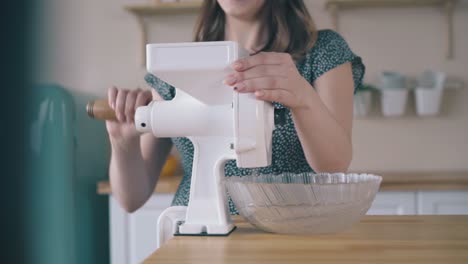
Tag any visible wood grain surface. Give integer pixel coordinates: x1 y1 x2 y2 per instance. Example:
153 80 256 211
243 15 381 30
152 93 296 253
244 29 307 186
144 215 468 264
97 171 468 194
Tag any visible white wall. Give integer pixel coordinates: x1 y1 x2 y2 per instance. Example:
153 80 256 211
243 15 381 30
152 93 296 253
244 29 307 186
333 2 468 171
38 0 468 172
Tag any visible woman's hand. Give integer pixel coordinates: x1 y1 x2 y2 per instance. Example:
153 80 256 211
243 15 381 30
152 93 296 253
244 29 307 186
106 86 172 213
106 86 156 143
224 52 313 109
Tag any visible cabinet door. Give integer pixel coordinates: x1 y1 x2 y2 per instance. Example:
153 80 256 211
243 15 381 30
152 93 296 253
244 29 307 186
419 191 468 215
110 193 174 264
367 192 417 215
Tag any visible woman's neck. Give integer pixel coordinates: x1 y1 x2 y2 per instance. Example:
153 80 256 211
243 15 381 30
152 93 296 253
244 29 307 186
224 16 268 54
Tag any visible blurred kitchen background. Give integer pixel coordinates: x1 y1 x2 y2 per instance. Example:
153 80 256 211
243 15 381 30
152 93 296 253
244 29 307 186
19 0 468 263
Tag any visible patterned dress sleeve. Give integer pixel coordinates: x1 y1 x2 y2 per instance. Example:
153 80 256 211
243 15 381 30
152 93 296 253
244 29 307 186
144 73 176 100
309 30 365 93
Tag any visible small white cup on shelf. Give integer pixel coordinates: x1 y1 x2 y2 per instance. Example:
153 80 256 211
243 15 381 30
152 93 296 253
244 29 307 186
415 89 443 116
379 71 408 117
354 84 376 118
414 70 446 116
354 90 372 117
381 89 408 117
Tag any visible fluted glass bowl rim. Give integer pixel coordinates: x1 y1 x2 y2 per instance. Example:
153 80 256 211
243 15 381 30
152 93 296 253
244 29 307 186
224 172 383 186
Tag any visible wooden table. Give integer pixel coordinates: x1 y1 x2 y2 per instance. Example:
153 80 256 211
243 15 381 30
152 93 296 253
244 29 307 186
97 171 468 195
144 215 468 264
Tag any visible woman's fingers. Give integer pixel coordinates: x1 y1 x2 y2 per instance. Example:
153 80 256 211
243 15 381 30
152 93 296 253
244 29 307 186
125 89 138 123
115 89 128 122
108 86 118 110
109 87 154 123
255 89 294 106
232 52 292 71
235 77 287 93
224 65 287 86
136 90 153 108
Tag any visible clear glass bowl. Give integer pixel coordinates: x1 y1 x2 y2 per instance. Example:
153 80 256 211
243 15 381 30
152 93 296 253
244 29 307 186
224 173 382 235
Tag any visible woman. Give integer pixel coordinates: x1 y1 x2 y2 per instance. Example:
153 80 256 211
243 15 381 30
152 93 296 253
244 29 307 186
107 0 364 213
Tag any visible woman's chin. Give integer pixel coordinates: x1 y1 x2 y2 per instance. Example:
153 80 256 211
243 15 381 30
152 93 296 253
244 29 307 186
224 11 257 21
218 0 265 20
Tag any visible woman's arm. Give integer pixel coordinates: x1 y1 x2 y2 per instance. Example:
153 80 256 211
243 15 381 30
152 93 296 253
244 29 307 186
290 62 354 172
109 134 173 213
108 88 173 213
225 52 355 172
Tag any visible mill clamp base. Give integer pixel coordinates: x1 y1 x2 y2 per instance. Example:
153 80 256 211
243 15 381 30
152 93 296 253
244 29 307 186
174 224 237 237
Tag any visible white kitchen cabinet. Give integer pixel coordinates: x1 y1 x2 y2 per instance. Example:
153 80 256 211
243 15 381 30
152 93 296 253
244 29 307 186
108 190 468 264
418 191 468 215
367 191 468 216
367 192 417 215
110 193 174 264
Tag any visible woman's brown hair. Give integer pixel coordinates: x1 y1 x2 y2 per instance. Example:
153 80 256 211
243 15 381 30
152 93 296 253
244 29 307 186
194 0 317 62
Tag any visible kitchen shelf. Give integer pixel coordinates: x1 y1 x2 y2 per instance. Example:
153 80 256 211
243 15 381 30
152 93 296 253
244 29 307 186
97 175 183 194
124 1 202 65
326 0 453 9
125 1 202 15
325 0 457 59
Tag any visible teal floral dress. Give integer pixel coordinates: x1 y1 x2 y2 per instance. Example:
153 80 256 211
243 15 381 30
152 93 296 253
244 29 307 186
145 30 365 214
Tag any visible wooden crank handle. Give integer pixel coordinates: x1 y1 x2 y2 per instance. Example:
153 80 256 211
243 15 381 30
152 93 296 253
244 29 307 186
86 99 117 121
